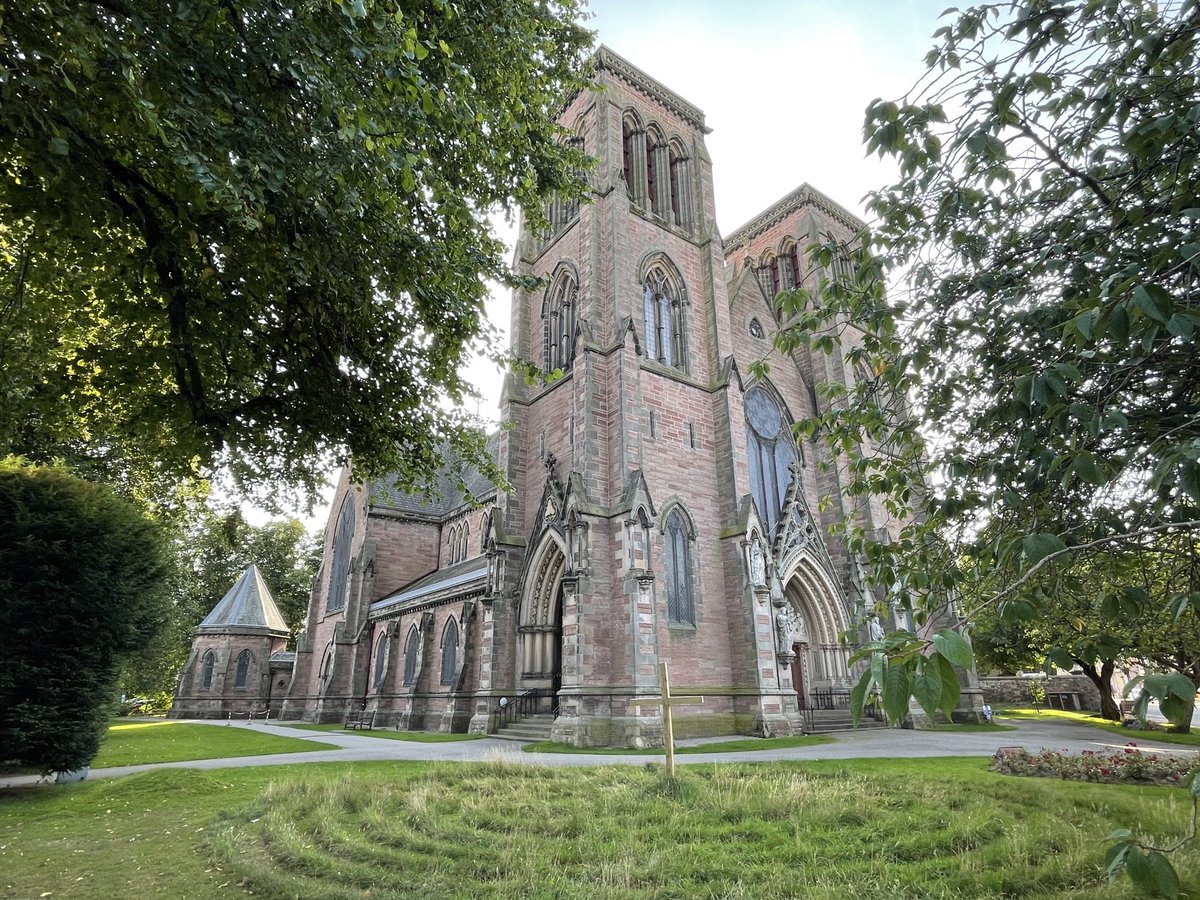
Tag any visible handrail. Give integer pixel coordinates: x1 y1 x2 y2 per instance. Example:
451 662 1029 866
494 688 558 727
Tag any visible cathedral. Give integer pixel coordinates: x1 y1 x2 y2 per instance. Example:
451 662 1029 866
174 47 982 743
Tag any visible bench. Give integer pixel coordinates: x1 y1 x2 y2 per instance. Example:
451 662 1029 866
344 709 376 731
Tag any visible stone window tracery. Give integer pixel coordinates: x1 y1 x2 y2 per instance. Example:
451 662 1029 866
543 270 577 374
201 650 215 689
745 385 798 537
642 265 687 371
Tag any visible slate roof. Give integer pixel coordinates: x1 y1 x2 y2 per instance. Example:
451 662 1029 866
370 559 489 616
198 564 290 636
368 432 499 519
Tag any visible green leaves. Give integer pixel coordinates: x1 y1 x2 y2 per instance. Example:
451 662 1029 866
0 0 594 501
1022 533 1065 566
1106 837 1181 899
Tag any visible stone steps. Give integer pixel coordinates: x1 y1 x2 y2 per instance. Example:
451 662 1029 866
492 714 555 743
805 710 889 734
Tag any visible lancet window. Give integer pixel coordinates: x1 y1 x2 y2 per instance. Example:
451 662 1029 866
440 619 459 685
543 271 578 373
325 496 354 613
234 650 252 688
664 508 696 626
201 650 215 689
373 634 388 690
403 628 420 686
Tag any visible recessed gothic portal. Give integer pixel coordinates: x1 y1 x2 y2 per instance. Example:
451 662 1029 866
519 535 566 704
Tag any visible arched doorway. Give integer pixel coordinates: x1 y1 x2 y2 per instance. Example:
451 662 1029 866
781 554 852 705
518 535 567 711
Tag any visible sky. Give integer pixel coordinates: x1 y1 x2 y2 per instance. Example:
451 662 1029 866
256 0 957 529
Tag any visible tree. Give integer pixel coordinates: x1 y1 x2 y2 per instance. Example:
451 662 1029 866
119 509 322 699
775 0 1199 725
0 458 173 773
970 541 1200 723
0 1 592 502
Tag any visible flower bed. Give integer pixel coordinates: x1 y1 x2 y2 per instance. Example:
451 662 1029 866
991 744 1196 786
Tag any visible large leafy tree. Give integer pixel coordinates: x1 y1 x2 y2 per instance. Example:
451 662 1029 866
778 0 1199 724
0 0 592 501
0 459 173 773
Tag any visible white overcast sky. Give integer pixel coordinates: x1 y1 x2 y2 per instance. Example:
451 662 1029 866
259 0 956 527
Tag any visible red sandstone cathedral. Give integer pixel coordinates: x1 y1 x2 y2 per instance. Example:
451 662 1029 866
173 47 983 744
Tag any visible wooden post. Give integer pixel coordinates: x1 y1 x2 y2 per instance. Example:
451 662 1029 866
628 661 703 776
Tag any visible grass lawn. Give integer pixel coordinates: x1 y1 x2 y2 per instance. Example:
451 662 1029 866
2 757 1196 898
281 724 484 742
998 707 1200 747
91 721 336 768
523 734 834 754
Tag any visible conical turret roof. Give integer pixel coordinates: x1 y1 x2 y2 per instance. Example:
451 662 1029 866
197 564 290 636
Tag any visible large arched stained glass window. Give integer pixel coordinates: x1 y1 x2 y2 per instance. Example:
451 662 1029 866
234 650 252 688
745 386 797 536
201 650 216 689
326 496 355 613
440 619 459 685
664 509 695 625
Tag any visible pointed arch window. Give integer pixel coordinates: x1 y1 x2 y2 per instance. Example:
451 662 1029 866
786 244 801 289
201 650 216 689
544 272 577 374
643 267 687 371
403 628 420 686
234 650 252 688
769 255 781 296
745 386 798 537
664 509 696 625
668 143 690 227
440 619 459 685
326 496 355 613
373 633 388 691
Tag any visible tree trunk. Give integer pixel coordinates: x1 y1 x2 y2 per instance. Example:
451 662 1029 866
1076 658 1122 721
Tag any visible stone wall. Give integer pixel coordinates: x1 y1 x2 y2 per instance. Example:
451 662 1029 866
980 675 1102 712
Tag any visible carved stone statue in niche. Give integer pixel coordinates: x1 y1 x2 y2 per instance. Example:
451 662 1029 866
749 537 767 587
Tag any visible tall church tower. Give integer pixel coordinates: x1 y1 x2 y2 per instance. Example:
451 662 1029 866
471 47 825 744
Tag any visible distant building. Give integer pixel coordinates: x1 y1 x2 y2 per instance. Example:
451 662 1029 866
198 47 981 743
170 564 295 719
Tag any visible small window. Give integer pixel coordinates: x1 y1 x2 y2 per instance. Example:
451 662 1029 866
440 619 459 685
403 628 420 686
201 650 215 689
234 650 252 688
664 509 695 625
749 318 765 339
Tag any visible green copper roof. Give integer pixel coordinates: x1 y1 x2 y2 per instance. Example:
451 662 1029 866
198 564 289 635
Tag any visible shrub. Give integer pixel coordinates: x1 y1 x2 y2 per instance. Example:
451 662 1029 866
0 459 172 773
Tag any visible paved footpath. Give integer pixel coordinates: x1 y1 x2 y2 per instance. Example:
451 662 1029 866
2 717 1194 789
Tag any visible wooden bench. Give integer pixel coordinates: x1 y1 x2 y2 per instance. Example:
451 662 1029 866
344 710 376 731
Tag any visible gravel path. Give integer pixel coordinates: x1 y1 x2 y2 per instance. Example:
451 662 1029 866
3 716 1193 788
